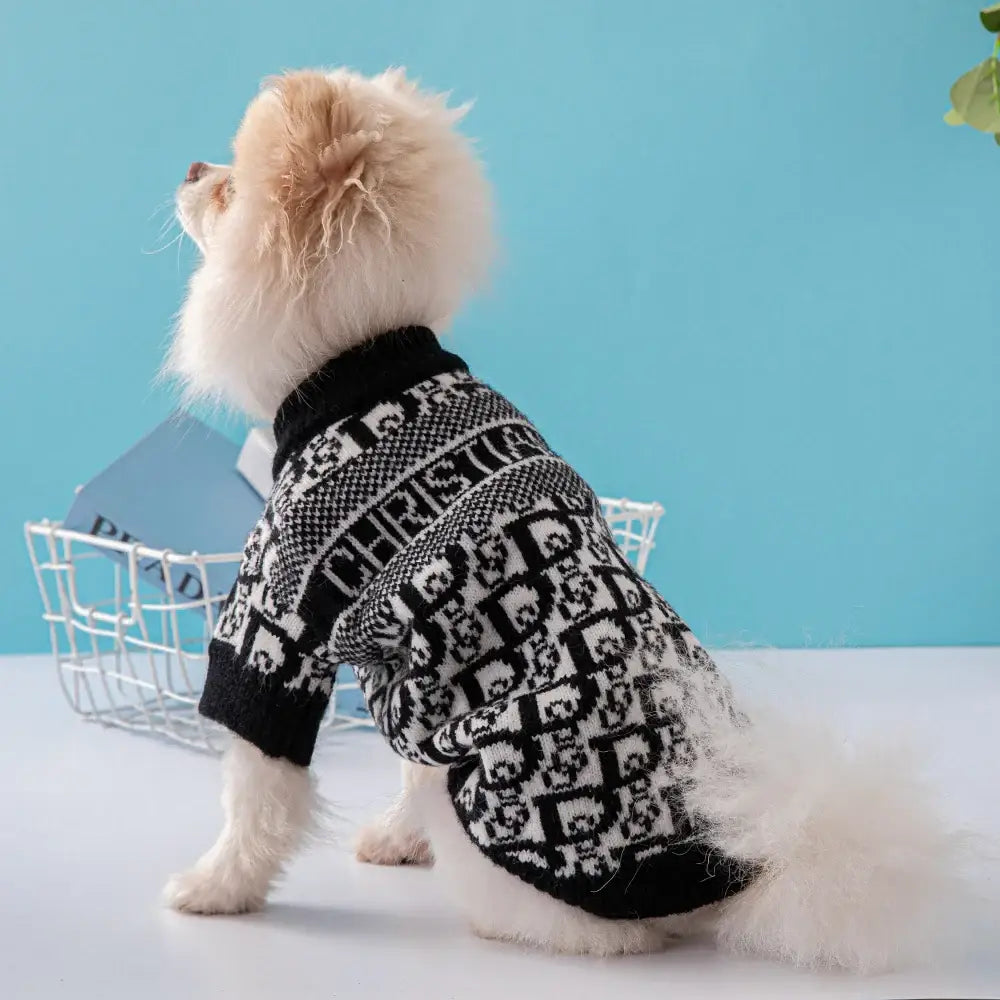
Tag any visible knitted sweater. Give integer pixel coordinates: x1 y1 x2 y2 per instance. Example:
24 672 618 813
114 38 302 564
199 326 750 919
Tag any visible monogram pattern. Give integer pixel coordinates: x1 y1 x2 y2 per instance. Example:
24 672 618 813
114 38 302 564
201 358 749 919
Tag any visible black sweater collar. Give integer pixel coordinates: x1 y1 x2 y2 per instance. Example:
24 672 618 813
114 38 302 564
272 326 468 476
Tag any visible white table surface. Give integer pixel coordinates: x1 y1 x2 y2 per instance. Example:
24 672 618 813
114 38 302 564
2 648 998 1000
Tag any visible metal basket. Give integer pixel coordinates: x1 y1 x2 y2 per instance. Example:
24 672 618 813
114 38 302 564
25 496 664 754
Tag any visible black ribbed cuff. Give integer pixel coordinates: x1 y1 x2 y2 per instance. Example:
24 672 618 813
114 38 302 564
199 641 330 766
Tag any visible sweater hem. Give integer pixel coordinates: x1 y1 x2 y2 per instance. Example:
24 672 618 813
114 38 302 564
446 766 754 919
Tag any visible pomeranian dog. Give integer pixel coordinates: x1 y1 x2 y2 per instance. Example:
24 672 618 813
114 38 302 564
164 67 963 970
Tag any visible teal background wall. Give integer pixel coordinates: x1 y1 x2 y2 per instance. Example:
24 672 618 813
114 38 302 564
2 0 997 651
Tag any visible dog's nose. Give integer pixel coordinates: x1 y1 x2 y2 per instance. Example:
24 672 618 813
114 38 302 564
185 161 209 184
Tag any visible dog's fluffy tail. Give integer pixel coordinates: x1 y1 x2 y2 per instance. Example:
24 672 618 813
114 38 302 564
683 691 972 972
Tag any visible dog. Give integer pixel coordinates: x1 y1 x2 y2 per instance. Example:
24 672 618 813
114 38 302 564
163 67 963 969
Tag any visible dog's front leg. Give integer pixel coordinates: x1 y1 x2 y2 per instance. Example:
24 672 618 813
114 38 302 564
164 737 316 914
355 759 433 866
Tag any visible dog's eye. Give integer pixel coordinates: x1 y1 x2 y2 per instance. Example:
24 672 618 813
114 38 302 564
210 176 235 212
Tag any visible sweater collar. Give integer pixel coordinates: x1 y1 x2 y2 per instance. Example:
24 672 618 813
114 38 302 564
271 326 468 476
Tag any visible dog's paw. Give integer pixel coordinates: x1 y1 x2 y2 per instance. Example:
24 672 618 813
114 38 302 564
354 823 433 867
163 867 265 915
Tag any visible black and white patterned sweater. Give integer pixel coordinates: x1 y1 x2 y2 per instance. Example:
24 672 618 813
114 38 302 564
200 326 750 919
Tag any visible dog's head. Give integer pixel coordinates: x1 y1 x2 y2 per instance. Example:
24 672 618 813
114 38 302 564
170 68 493 418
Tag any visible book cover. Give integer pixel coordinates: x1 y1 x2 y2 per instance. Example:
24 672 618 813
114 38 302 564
63 412 264 607
236 426 276 498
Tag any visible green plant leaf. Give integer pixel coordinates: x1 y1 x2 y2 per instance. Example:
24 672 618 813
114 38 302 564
944 107 965 125
993 131 1000 145
950 59 1000 131
981 4 1000 32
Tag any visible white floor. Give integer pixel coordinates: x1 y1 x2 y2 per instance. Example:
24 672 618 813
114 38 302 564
2 648 999 1000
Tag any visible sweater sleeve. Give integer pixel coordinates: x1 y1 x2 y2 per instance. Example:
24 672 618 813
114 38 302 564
197 511 336 767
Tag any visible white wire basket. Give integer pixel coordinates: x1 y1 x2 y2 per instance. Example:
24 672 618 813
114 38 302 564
24 496 664 755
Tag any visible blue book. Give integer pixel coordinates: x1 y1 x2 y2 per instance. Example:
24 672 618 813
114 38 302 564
333 665 370 720
63 412 264 608
62 411 372 724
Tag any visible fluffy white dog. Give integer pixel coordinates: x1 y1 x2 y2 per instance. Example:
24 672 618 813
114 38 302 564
164 68 964 970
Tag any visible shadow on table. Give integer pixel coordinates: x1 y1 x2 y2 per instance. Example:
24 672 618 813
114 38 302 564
256 901 461 943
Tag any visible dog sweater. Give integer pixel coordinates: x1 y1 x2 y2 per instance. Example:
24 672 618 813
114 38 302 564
199 326 750 919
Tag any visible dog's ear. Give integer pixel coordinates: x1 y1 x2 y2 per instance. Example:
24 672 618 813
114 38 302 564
233 70 387 277
376 66 418 96
376 66 471 123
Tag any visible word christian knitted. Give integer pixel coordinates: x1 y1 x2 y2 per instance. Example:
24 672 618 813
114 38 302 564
200 326 750 919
